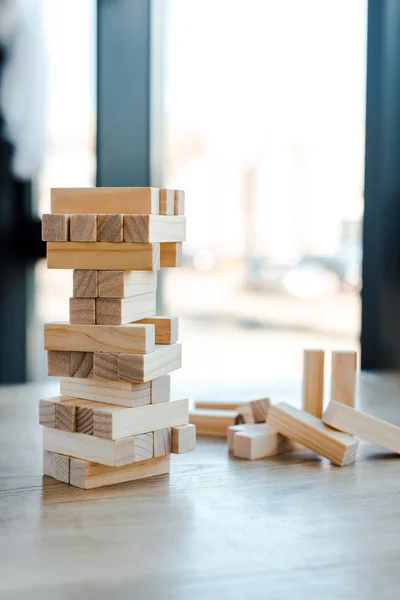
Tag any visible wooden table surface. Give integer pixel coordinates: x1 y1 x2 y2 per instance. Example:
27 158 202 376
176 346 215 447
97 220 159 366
1 373 400 599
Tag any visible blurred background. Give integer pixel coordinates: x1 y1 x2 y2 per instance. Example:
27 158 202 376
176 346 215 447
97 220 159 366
0 0 372 392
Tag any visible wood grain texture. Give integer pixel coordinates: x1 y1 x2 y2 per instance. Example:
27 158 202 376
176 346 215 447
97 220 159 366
98 270 157 298
47 242 160 271
93 352 119 381
331 351 357 407
154 428 171 457
42 214 69 241
174 190 185 215
69 214 97 242
60 377 151 407
118 344 182 383
39 399 56 428
189 409 238 437
47 350 71 377
96 293 156 325
70 351 93 378
171 424 196 454
69 297 96 325
43 450 70 484
55 402 76 432
151 375 171 404
232 424 295 460
137 316 178 344
160 242 182 268
123 215 186 243
51 187 160 215
133 433 154 462
303 349 325 418
97 214 123 242
76 405 95 435
73 270 98 298
160 189 174 215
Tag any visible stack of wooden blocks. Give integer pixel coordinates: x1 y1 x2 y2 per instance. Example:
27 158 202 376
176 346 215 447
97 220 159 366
40 187 195 489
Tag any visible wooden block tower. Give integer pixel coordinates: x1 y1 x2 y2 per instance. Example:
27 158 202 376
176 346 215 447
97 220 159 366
40 187 195 489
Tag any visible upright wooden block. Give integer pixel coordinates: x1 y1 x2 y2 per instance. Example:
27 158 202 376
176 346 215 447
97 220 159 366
97 214 123 242
232 424 295 460
47 351 71 377
133 432 154 462
39 399 56 428
171 424 196 454
43 450 70 484
160 242 182 267
69 455 170 489
69 214 97 242
118 344 182 383
51 187 160 215
303 349 325 418
60 377 151 408
123 215 186 243
47 242 160 271
267 402 358 466
154 428 171 457
71 351 93 378
55 402 76 432
151 375 171 404
160 189 174 215
331 351 357 407
137 316 178 344
96 293 156 325
323 400 400 454
42 214 69 241
73 270 98 298
174 190 185 215
93 352 119 380
69 298 96 325
189 409 238 437
98 270 157 298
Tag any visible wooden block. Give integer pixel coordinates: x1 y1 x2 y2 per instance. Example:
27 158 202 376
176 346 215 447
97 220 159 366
189 409 238 437
51 187 160 215
55 402 76 432
47 242 160 271
93 352 119 380
42 214 69 241
96 293 156 325
47 350 71 377
118 343 182 383
97 214 123 242
70 214 97 242
98 270 157 298
174 190 185 215
160 189 174 215
331 351 357 407
196 400 244 411
151 375 171 404
71 351 93 378
43 450 70 484
154 428 171 457
236 398 270 424
171 424 196 454
93 398 188 440
137 316 178 344
323 400 400 454
60 377 151 408
123 215 186 243
73 270 98 298
302 349 325 418
69 454 170 489
69 297 96 325
160 242 182 268
267 402 358 466
76 405 95 435
39 399 56 428
133 432 154 462
232 424 296 460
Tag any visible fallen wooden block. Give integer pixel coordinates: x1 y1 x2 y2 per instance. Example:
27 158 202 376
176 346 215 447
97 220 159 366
96 292 156 325
171 424 196 453
323 400 400 454
123 215 186 243
97 214 123 242
160 242 182 267
98 270 157 298
267 402 358 466
118 343 182 383
303 349 325 418
69 297 96 325
174 190 185 215
47 350 71 377
70 214 97 242
196 400 243 411
160 189 174 215
154 428 171 457
43 449 70 484
73 270 98 298
232 424 296 460
47 242 160 271
227 423 269 451
189 409 238 437
69 454 170 489
331 351 357 407
236 398 270 424
60 377 152 407
137 316 178 344
51 187 160 215
42 214 69 241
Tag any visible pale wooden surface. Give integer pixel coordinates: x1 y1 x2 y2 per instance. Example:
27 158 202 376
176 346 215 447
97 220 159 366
2 373 400 598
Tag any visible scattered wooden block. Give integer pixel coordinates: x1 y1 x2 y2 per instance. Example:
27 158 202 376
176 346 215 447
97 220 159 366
323 400 400 454
96 293 157 325
71 351 93 378
55 401 76 432
60 377 151 408
171 424 196 454
51 187 160 215
69 454 170 489
47 350 71 377
133 432 154 462
227 424 252 451
42 214 69 241
47 242 160 271
189 409 238 437
93 352 119 380
93 398 188 440
236 398 270 424
151 375 171 404
331 351 357 407
39 398 57 428
45 322 155 355
123 215 186 243
118 343 182 383
267 402 358 466
174 190 185 215
137 316 178 344
69 214 97 242
154 428 171 457
196 400 243 411
97 214 123 242
43 450 70 484
69 297 96 325
73 270 98 298
232 424 296 460
303 349 325 418
160 242 182 267
160 189 174 215
98 270 157 298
